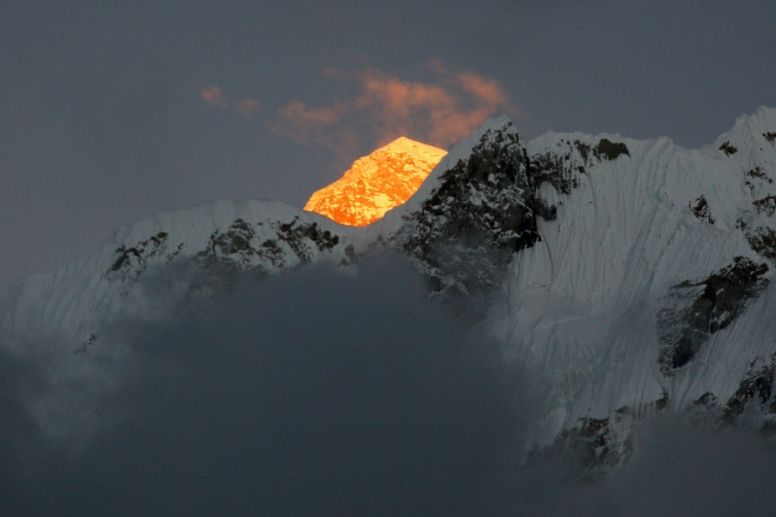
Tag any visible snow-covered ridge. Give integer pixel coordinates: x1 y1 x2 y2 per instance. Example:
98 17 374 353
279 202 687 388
488 106 776 465
0 199 351 350
3 106 776 467
367 115 515 239
362 105 776 467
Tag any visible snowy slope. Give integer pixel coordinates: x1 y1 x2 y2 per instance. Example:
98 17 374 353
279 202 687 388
495 118 776 450
3 106 776 465
0 199 350 354
0 199 354 440
361 106 776 466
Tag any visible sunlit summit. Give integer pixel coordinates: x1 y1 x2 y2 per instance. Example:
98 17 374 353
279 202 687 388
304 137 447 226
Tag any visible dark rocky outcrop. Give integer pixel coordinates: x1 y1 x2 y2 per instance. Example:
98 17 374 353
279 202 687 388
276 218 340 260
553 410 634 475
691 392 721 412
719 141 738 156
197 217 339 271
723 357 776 424
690 195 714 223
593 138 630 161
107 232 182 283
658 257 769 372
108 217 340 288
752 195 776 217
764 131 776 144
573 138 630 163
203 219 256 262
687 356 776 432
396 126 630 315
535 402 667 476
398 124 578 310
746 227 776 260
574 140 592 163
529 151 580 196
745 165 773 190
400 126 538 305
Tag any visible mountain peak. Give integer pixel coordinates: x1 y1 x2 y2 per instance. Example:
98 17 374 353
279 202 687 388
304 137 447 226
381 135 444 153
8 106 776 478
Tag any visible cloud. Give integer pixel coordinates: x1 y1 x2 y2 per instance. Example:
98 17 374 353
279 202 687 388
270 100 357 159
235 97 261 115
457 71 508 107
279 100 345 127
272 63 515 152
199 88 261 116
2 255 776 515
356 69 459 144
0 256 535 515
200 85 228 107
548 417 776 517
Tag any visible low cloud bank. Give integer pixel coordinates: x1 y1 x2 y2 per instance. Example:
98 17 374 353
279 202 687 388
1 257 775 515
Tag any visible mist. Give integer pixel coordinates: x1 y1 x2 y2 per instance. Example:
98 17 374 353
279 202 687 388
1 257 776 515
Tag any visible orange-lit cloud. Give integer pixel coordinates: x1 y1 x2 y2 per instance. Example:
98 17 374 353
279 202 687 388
457 72 507 106
270 101 357 160
280 100 345 127
236 98 261 115
272 63 514 151
200 85 228 107
356 69 511 145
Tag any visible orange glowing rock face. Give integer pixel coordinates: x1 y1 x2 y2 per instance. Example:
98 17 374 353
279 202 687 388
304 137 447 226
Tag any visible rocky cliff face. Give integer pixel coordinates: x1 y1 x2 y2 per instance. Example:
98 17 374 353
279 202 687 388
397 126 542 306
658 257 769 372
391 122 636 310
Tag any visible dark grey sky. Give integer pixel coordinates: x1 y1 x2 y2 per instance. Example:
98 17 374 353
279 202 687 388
2 0 775 287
